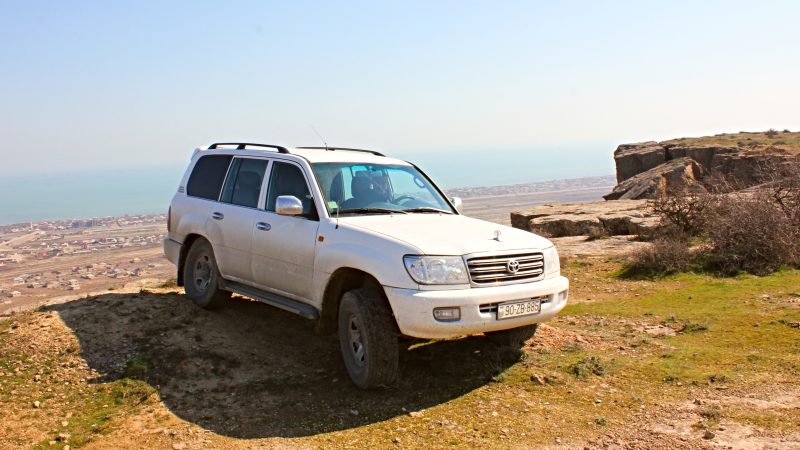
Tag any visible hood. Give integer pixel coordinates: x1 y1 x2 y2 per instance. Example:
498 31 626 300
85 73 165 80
339 213 553 255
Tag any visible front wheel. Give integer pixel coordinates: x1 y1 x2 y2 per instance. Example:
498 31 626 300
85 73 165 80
183 239 231 310
338 288 399 389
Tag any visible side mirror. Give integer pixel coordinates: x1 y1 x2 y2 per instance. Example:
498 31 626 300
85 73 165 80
276 195 304 216
451 196 463 213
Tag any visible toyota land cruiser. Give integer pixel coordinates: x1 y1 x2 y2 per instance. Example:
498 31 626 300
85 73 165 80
164 143 569 388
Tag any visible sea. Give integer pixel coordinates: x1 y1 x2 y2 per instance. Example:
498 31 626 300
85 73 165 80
0 146 615 225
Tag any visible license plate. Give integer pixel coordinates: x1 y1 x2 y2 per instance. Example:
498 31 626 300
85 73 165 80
496 298 542 320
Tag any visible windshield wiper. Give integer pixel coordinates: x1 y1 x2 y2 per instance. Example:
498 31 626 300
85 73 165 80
402 207 454 214
336 207 408 215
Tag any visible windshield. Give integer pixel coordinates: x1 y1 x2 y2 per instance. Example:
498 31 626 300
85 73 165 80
311 162 455 215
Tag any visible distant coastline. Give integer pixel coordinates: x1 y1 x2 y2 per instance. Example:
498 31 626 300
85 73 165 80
0 173 613 227
0 148 615 225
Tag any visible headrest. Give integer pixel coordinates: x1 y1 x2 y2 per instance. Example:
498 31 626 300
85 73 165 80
237 171 261 188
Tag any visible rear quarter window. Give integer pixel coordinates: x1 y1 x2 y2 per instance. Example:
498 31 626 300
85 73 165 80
186 155 233 200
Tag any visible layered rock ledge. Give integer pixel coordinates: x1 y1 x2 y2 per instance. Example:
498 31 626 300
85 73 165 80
510 199 657 237
605 130 800 200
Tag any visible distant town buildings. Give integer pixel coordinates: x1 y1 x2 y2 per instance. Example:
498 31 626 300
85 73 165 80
0 213 167 301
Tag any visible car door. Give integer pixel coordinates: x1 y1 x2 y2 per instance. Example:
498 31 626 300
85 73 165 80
251 160 320 300
205 157 269 282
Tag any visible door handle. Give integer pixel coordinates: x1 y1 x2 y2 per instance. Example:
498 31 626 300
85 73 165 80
256 222 271 231
212 212 224 220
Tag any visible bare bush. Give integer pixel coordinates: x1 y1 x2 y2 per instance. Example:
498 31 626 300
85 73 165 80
761 159 800 227
704 194 800 275
629 159 800 277
637 220 689 243
649 190 711 237
623 238 693 276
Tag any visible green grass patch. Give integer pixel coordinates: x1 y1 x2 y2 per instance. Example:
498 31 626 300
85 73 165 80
564 269 800 384
33 378 155 449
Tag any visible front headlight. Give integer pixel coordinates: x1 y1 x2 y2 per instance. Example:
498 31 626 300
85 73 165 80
544 246 560 277
403 255 469 285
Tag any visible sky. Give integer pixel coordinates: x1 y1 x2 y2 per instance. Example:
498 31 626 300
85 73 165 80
1 0 799 176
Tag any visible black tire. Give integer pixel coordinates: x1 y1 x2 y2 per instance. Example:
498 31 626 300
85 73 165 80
183 239 231 310
485 324 539 347
338 288 399 389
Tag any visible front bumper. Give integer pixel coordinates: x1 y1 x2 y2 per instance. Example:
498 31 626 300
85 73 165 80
384 275 569 339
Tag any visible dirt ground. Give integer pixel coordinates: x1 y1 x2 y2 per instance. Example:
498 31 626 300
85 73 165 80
2 257 798 449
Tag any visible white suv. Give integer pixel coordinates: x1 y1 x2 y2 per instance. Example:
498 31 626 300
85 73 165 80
164 143 569 388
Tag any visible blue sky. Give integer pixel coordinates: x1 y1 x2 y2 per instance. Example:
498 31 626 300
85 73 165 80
1 0 798 176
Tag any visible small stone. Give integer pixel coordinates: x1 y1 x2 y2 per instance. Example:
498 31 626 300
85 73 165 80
33 400 41 408
555 437 562 444
61 421 69 427
33 374 41 382
530 374 546 385
349 409 359 416
57 433 70 441
409 411 423 418
63 446 70 450
703 430 715 440
172 444 186 450
718 426 726 431
693 398 703 405
788 322 800 328
595 399 602 404
392 436 400 444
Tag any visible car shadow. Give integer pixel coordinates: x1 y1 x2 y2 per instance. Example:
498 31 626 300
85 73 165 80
44 290 520 439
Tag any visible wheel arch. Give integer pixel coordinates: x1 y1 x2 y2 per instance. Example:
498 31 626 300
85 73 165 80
317 267 390 334
177 233 206 287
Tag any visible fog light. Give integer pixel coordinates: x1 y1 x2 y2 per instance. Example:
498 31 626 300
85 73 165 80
558 290 569 302
433 307 461 322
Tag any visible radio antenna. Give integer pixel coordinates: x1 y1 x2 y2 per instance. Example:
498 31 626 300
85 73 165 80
310 125 329 151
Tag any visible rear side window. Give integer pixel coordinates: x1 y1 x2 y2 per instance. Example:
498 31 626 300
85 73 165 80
220 158 269 208
186 155 233 200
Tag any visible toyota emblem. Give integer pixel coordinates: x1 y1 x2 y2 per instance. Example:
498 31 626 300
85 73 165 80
506 259 520 274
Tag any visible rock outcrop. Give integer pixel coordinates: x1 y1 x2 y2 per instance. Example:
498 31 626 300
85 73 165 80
510 200 657 237
605 131 800 200
604 157 705 200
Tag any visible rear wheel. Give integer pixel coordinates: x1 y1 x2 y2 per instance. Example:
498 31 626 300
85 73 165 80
183 239 231 309
485 324 539 347
338 288 399 389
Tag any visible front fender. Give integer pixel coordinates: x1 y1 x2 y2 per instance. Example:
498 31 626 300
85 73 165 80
311 220 422 305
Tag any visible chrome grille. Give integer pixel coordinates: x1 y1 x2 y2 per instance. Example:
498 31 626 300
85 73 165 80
466 252 545 286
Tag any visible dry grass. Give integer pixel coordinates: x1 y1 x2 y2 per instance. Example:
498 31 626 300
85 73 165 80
661 130 800 155
2 265 800 448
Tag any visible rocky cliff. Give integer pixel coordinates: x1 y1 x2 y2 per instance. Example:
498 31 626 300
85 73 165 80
604 130 800 200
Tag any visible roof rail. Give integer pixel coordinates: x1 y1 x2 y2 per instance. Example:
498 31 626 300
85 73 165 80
207 142 289 153
295 146 385 157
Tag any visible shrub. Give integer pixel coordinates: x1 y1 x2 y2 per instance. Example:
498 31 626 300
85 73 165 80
765 128 779 138
623 238 693 276
650 191 711 237
704 195 800 275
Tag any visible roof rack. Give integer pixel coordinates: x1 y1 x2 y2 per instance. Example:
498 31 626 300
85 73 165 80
207 142 289 153
295 146 385 157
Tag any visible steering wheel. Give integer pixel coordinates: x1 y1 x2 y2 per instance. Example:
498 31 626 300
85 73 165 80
394 195 417 204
